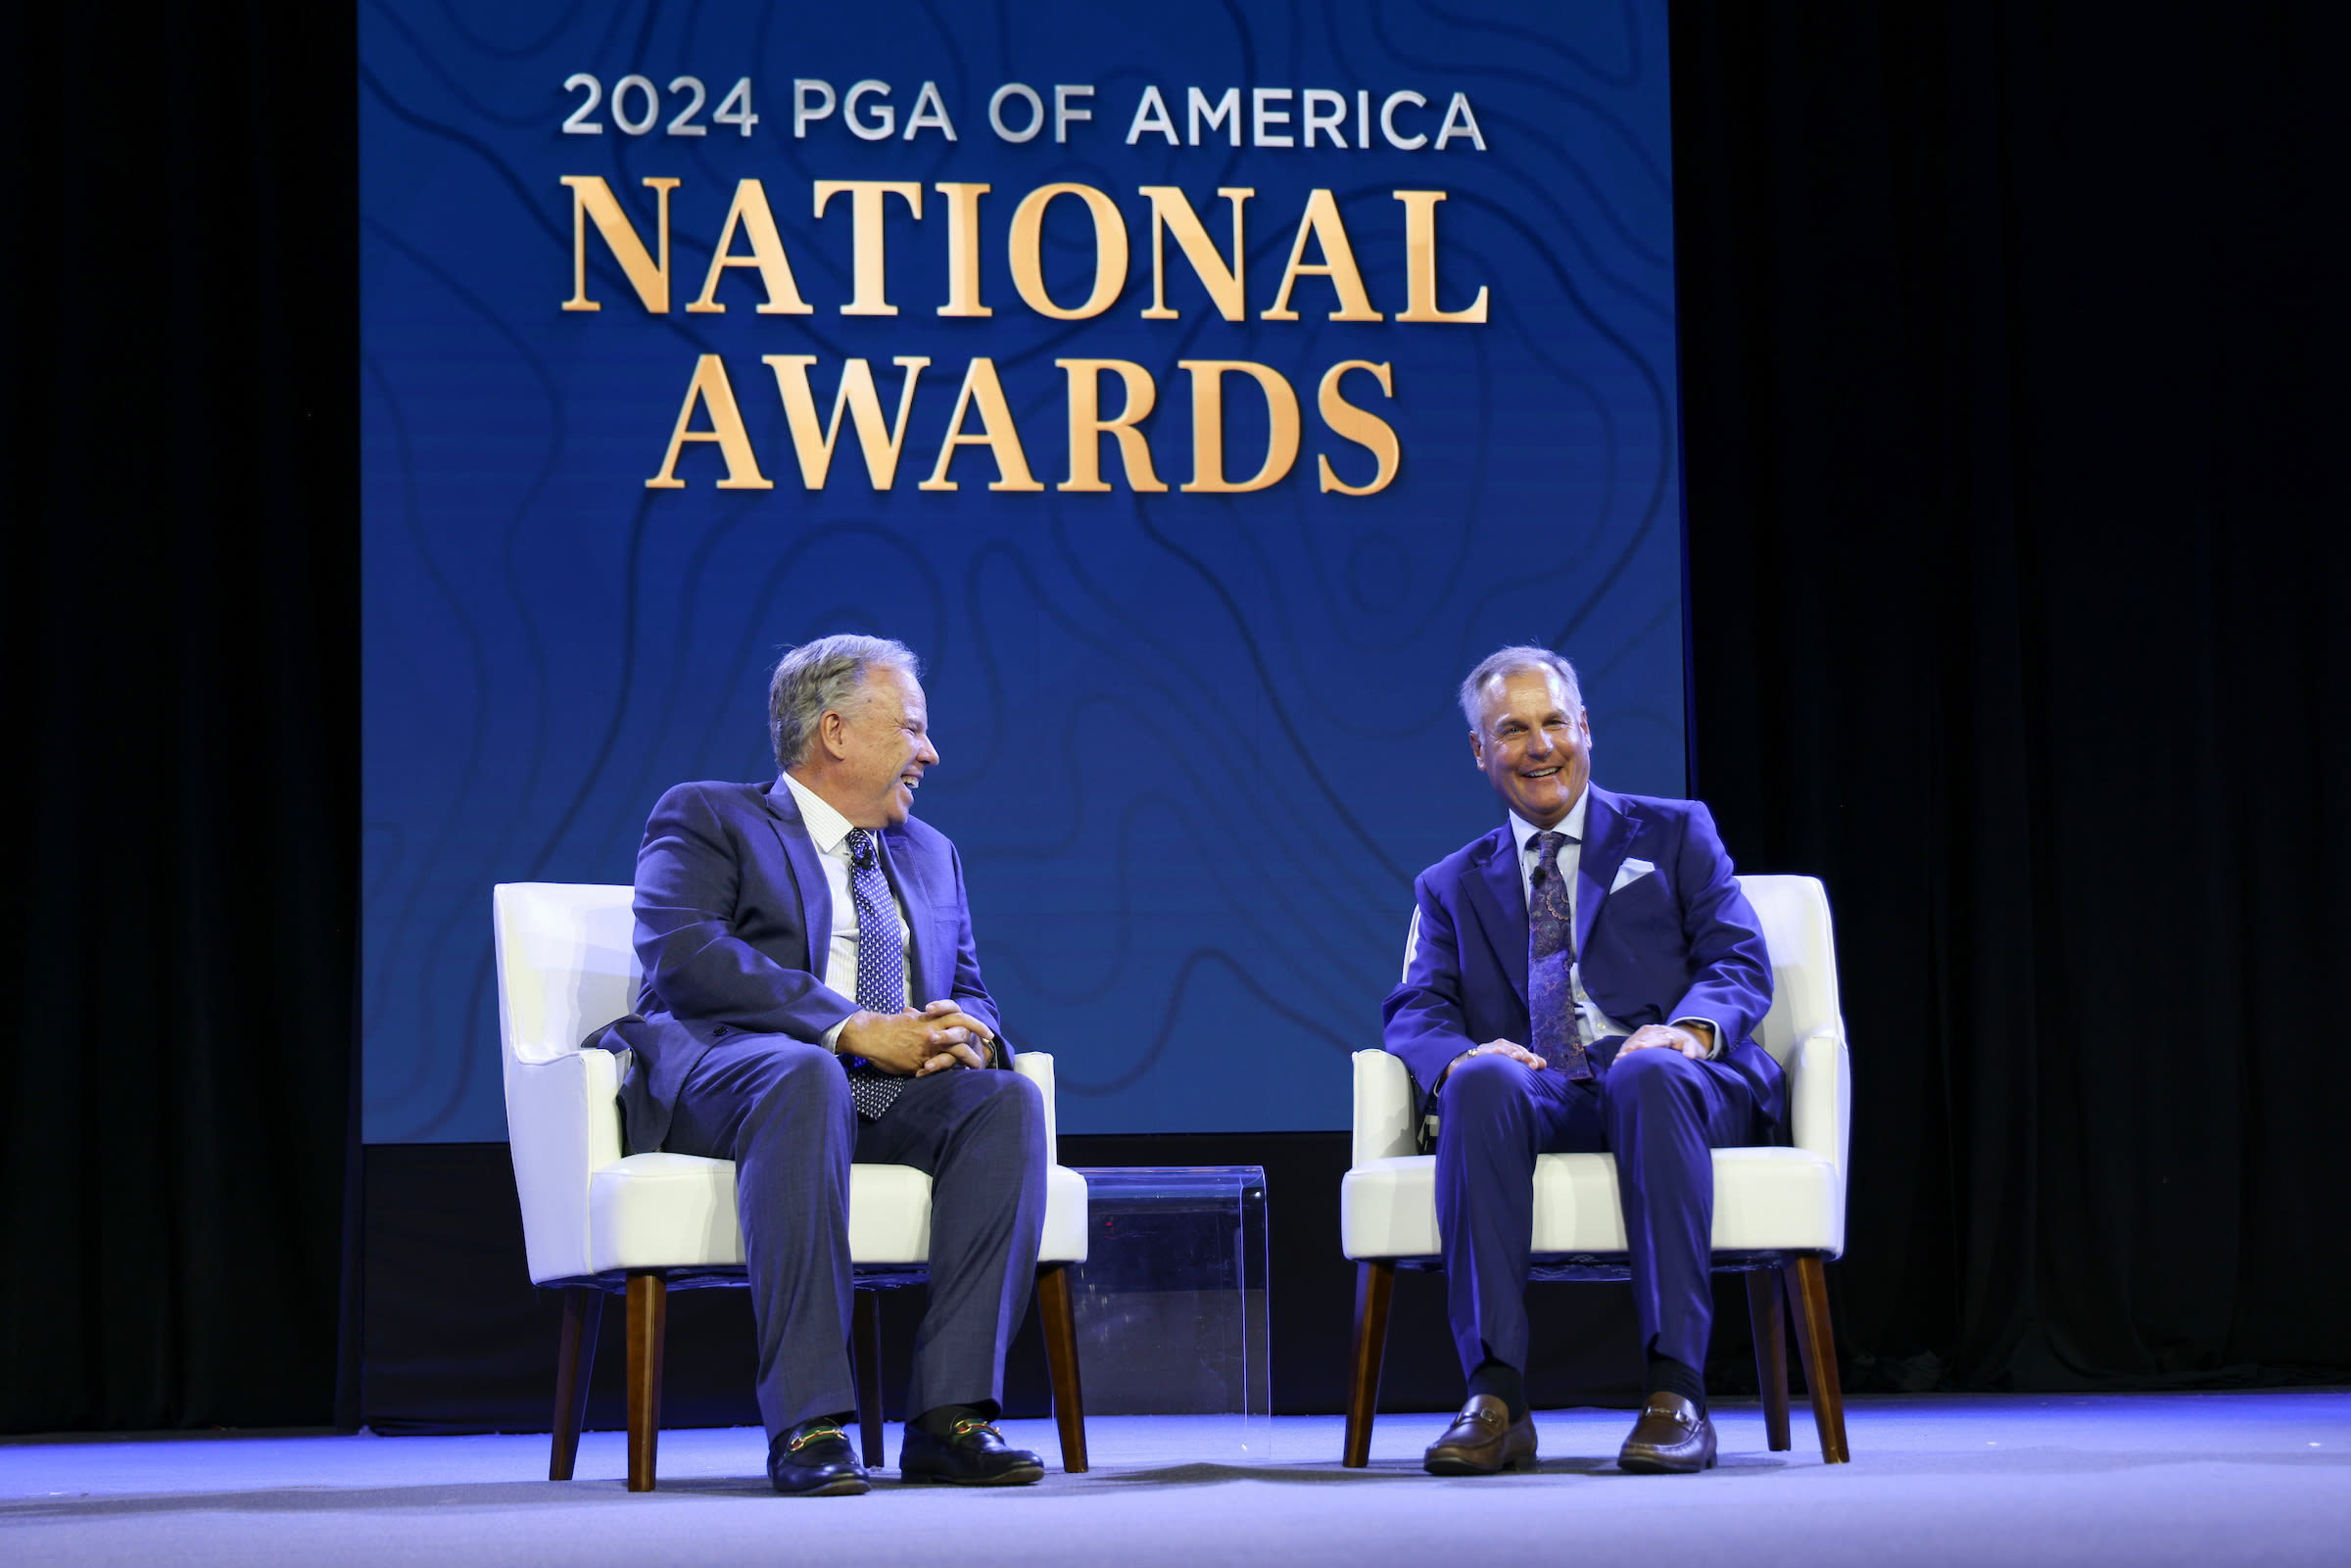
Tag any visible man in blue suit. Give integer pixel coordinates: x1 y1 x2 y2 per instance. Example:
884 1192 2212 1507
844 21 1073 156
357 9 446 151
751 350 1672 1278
598 635 1048 1496
1384 646 1782 1476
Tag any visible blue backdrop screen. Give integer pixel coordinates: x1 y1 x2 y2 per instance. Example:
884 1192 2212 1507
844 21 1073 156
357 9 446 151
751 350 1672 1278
360 0 1686 1140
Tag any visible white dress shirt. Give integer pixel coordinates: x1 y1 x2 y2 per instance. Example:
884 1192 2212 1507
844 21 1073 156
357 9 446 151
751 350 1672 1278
778 771 911 1051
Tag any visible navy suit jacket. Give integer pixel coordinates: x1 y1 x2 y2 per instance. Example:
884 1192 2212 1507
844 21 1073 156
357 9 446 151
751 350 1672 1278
594 776 1004 1154
1381 785 1785 1131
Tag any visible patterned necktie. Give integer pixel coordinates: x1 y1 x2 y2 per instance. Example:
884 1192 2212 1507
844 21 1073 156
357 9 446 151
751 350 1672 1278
1527 830 1593 1080
841 828 907 1120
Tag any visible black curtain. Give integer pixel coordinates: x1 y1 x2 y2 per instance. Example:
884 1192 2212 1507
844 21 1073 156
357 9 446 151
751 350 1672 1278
1 3 357 1429
1671 1 2351 1388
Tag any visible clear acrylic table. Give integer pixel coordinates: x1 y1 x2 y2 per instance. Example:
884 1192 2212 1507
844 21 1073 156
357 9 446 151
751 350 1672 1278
1064 1165 1272 1461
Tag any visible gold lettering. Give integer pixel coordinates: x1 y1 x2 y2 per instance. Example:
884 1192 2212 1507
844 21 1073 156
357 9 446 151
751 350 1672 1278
920 358 1044 492
647 355 772 489
763 356 931 490
1056 359 1167 493
1317 361 1400 495
812 180 924 315
1392 191 1489 323
1262 189 1382 322
562 175 679 313
686 180 813 315
1177 360 1301 493
1007 183 1128 320
934 183 992 317
1138 186 1252 321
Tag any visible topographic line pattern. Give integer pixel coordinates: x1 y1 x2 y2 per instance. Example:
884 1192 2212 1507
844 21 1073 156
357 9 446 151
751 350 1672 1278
360 0 1687 1138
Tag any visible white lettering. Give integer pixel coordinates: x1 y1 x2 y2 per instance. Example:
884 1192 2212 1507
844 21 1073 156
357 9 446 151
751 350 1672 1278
1433 92 1486 151
1189 86 1240 146
903 79 957 141
1381 90 1427 150
989 82 1044 143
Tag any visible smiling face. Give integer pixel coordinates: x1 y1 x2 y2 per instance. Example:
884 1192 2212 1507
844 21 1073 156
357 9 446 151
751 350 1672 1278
818 664 938 828
1469 667 1592 830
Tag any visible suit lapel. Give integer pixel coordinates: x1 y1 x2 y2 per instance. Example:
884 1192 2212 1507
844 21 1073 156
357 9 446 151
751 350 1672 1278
1574 786 1642 958
761 779 834 971
1461 826 1531 1006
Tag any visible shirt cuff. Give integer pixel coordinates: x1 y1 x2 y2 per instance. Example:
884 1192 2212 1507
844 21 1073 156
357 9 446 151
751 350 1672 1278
1670 1018 1727 1060
821 1019 849 1055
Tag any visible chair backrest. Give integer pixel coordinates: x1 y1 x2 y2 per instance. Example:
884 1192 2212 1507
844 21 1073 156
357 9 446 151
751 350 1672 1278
1737 875 1843 1066
493 882 641 1068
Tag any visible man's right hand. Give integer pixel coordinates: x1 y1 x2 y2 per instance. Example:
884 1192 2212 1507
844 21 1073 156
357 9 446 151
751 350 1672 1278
1468 1039 1548 1069
1436 1038 1548 1088
838 1005 995 1075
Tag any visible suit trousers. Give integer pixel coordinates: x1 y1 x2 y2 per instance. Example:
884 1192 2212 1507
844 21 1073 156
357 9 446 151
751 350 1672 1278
1434 1045 1766 1380
663 1035 1048 1440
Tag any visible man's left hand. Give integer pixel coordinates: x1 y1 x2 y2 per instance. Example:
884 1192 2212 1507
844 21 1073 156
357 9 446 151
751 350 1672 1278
1614 1022 1712 1062
913 999 994 1075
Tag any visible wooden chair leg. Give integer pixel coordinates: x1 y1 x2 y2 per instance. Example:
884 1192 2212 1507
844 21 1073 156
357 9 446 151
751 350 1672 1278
1783 1256 1850 1463
625 1271 668 1492
1035 1263 1089 1473
1745 1270 1792 1452
1341 1260 1396 1468
549 1287 604 1480
852 1288 886 1470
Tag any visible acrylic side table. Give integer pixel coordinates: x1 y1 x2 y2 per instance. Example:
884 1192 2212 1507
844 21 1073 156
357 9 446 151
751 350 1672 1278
1064 1165 1272 1461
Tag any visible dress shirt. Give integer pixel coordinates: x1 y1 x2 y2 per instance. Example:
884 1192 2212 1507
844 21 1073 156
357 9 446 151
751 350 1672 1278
778 770 912 1051
1505 788 1726 1061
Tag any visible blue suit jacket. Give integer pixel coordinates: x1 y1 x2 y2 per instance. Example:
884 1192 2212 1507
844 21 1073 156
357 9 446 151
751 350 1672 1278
1381 785 1785 1131
595 776 1004 1153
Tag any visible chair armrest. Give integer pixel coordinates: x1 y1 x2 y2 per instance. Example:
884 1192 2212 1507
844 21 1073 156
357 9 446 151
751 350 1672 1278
1787 1025 1850 1178
1013 1051 1058 1160
503 1047 624 1284
1353 1050 1417 1166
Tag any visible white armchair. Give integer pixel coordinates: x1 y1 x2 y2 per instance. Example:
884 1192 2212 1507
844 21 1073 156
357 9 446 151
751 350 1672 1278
1338 874 1852 1465
492 881 1092 1491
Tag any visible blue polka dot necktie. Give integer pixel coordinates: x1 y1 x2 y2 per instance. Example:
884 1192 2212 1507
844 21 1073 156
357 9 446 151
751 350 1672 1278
841 828 907 1120
1528 830 1593 1080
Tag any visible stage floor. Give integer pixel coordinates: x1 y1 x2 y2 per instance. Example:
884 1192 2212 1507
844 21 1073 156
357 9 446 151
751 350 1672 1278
5 1393 2346 1566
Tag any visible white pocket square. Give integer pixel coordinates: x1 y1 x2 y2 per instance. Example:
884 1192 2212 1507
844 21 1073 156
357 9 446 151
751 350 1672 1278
1610 858 1656 893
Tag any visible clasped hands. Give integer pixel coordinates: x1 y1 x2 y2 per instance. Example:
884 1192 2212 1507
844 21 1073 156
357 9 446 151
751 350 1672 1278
1459 1021 1713 1074
838 999 996 1077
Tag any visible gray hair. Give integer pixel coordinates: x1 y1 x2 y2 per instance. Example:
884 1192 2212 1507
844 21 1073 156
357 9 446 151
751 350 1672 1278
768 635 922 768
1459 644 1584 732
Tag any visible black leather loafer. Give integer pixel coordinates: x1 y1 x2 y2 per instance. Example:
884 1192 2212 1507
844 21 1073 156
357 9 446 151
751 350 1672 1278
1422 1394 1538 1475
898 1418 1046 1486
769 1419 870 1496
1616 1393 1717 1473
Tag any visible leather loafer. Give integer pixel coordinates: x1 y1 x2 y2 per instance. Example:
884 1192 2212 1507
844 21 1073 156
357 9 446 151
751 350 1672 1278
1422 1394 1538 1475
769 1419 870 1496
899 1418 1046 1486
1616 1392 1717 1473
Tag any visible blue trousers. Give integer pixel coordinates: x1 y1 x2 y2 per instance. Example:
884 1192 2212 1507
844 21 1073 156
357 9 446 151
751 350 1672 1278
1434 1045 1766 1379
663 1036 1048 1441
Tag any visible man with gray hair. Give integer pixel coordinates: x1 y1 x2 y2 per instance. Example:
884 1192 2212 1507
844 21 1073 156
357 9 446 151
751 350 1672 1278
596 635 1048 1496
1384 645 1782 1476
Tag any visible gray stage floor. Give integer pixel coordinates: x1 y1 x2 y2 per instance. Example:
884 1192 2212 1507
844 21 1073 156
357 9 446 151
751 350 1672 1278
4 1393 2346 1566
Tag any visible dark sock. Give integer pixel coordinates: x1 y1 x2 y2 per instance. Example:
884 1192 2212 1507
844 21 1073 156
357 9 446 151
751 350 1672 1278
1644 1354 1705 1410
1466 1358 1528 1422
913 1401 998 1438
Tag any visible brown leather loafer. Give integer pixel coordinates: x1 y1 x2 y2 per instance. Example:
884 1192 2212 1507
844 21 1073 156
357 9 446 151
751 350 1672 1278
1616 1392 1717 1473
1422 1394 1538 1475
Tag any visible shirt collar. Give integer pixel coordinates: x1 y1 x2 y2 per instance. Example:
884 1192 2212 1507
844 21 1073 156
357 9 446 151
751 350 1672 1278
779 770 857 855
1509 784 1590 856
